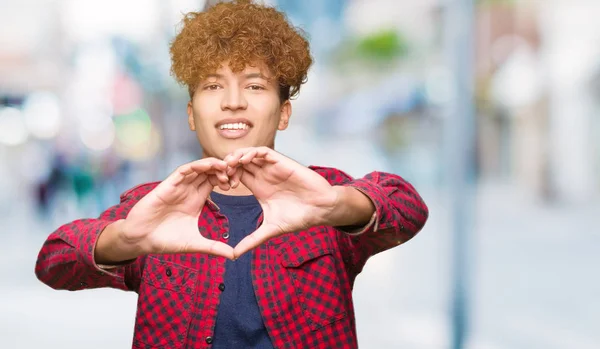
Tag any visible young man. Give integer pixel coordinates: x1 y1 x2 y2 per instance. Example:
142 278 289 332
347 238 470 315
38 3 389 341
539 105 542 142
35 1 429 348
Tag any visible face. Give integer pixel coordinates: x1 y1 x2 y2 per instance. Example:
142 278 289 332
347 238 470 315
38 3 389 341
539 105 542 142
187 63 292 160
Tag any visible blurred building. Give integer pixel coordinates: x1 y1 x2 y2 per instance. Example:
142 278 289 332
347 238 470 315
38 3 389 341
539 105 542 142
475 0 600 203
1 2 599 347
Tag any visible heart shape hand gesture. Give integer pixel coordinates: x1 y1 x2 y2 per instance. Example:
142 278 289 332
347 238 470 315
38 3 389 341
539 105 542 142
120 147 340 261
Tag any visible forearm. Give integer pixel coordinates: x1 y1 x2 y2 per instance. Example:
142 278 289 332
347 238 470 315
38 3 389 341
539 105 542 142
327 186 376 228
35 219 138 291
336 171 428 272
35 191 148 291
332 174 427 281
94 219 142 265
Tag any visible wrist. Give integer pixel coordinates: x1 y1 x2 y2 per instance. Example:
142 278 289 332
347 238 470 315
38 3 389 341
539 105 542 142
326 186 375 227
95 220 143 264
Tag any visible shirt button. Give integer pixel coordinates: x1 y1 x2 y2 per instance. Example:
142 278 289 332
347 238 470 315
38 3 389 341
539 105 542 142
205 336 213 344
165 268 172 277
222 232 230 239
218 283 225 291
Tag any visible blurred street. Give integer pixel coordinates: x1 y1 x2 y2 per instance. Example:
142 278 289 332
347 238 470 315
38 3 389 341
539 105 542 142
2 179 598 349
2 0 600 348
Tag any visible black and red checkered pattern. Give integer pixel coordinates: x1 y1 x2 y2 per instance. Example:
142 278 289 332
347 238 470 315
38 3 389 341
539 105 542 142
35 166 429 349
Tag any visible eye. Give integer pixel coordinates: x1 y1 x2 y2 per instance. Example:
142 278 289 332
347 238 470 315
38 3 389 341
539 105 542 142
204 84 221 91
247 84 265 91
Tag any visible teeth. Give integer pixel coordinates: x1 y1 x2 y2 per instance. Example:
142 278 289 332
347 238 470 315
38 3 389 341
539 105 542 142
220 122 249 130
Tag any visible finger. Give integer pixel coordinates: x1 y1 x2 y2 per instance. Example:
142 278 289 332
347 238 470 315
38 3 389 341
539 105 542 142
226 165 236 177
253 146 272 158
224 147 273 167
208 241 235 260
229 166 243 188
176 167 224 187
253 146 281 164
182 171 199 185
192 173 208 189
217 181 231 191
208 174 221 188
238 149 259 165
223 150 245 168
197 177 214 198
250 158 268 167
177 163 195 176
242 162 261 175
233 223 280 260
237 147 278 166
169 173 186 186
186 237 234 260
215 170 229 183
204 174 229 191
168 164 193 186
188 158 228 174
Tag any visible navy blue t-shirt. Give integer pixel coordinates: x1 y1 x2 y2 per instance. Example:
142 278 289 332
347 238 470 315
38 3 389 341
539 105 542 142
209 192 274 349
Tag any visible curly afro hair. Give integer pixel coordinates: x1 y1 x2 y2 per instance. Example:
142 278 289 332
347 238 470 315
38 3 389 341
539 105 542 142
169 0 313 101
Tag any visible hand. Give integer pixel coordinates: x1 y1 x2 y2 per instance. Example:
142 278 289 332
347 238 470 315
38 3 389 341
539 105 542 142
224 147 339 258
121 158 235 259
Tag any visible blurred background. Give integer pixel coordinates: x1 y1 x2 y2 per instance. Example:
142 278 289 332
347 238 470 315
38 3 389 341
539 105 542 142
1 0 599 348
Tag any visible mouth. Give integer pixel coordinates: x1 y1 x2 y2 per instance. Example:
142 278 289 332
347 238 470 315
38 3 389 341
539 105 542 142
215 118 252 139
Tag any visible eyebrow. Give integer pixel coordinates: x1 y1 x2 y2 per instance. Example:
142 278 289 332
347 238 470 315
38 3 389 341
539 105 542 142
205 72 269 80
244 73 268 80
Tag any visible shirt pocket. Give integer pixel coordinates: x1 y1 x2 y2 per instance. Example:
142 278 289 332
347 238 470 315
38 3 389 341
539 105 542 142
133 258 198 348
280 242 346 331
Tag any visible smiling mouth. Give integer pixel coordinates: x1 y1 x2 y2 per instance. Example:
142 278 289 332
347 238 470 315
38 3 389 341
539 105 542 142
215 120 252 139
218 122 250 130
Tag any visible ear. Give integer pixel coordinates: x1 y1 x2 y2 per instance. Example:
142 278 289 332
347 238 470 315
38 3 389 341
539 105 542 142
187 100 196 131
278 100 292 131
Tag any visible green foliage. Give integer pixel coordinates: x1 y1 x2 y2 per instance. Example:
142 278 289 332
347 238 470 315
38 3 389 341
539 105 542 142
355 29 409 61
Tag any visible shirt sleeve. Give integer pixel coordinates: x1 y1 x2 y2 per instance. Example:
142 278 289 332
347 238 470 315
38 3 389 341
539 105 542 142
338 171 429 275
311 166 429 277
34 184 156 292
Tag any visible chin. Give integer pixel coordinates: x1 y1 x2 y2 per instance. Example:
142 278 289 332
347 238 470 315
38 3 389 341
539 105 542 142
207 146 244 160
203 140 272 159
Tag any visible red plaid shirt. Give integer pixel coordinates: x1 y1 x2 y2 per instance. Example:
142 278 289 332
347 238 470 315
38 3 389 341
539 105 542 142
35 166 428 349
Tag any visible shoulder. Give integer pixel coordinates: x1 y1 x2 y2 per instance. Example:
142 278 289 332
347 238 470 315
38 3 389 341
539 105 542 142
119 181 162 201
308 165 355 185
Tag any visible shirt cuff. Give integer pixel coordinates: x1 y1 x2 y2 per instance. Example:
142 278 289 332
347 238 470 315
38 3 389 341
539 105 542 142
76 220 132 278
336 179 386 236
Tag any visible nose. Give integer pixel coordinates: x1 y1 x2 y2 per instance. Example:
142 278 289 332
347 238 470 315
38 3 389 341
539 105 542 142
221 86 248 111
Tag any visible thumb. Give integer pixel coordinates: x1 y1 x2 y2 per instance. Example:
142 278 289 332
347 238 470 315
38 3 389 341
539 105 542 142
184 235 235 260
233 223 281 260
